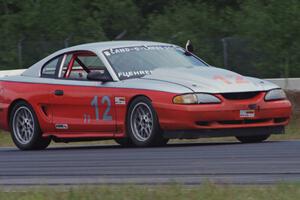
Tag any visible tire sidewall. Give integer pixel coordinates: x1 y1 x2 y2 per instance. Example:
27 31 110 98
126 97 162 147
10 101 43 150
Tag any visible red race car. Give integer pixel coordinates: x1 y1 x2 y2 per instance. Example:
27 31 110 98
0 41 292 150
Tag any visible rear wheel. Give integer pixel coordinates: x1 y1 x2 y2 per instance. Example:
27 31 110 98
236 134 270 143
10 101 51 150
127 97 168 147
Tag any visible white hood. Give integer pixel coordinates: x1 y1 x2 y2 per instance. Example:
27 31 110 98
141 66 279 93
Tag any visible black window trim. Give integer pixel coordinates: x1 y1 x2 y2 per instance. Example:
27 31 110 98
41 50 112 81
40 55 63 78
57 50 112 82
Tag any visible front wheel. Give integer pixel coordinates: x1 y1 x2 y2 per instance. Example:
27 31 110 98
127 97 168 147
10 101 51 150
236 134 270 143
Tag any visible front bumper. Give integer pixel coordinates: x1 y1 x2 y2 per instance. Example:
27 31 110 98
163 126 284 139
154 94 292 133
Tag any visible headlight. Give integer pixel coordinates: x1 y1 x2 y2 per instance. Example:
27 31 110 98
173 94 198 104
173 93 221 104
196 93 221 104
265 89 287 101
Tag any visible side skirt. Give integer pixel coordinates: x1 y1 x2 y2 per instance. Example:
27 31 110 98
43 132 115 143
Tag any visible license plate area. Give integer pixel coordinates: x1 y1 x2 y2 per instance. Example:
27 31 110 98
240 110 255 118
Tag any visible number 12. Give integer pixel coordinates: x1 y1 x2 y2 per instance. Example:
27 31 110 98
91 96 112 121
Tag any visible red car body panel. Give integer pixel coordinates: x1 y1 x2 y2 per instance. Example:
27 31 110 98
0 80 292 140
155 93 291 130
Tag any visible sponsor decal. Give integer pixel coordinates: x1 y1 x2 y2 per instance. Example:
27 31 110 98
84 114 91 124
103 51 111 56
55 124 69 130
115 97 126 105
118 70 153 78
103 45 175 57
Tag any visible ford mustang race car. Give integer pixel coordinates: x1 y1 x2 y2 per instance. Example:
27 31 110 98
0 41 292 150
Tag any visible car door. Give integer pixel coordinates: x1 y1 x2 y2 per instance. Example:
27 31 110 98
48 51 116 135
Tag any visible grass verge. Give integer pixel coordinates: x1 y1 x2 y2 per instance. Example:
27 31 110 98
1 183 300 200
0 131 12 147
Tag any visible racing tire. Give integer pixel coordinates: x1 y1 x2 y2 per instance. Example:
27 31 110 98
236 134 270 143
127 96 168 147
9 101 51 150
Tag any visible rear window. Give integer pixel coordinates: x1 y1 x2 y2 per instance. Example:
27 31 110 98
41 56 61 78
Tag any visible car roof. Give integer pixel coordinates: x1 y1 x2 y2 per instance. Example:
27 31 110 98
70 40 172 51
22 40 174 78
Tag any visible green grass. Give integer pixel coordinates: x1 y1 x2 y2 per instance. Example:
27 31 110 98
0 131 12 147
271 117 300 140
1 183 300 200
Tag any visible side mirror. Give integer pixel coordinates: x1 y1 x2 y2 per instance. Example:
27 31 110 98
185 40 194 53
87 71 112 82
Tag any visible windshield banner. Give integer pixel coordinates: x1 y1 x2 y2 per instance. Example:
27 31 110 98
117 70 153 79
104 45 175 57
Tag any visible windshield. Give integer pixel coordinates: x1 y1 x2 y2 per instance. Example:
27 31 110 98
103 45 208 80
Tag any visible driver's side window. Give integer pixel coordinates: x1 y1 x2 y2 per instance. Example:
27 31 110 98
60 51 106 80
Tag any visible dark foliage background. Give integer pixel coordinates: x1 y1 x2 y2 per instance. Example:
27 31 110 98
0 0 299 78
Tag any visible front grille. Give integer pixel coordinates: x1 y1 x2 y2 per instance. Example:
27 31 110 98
218 119 270 125
221 92 261 100
274 118 288 123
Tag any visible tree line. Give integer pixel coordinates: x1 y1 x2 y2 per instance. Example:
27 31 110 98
0 0 299 78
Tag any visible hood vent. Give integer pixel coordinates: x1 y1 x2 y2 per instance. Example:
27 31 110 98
221 92 261 100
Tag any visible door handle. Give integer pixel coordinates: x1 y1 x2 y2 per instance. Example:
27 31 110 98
54 90 64 96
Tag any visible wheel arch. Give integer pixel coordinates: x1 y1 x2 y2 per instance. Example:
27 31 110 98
124 94 163 135
7 98 51 150
7 99 31 128
127 94 152 105
126 94 152 115
124 94 167 146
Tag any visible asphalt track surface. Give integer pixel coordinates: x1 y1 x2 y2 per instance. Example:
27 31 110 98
0 141 300 186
